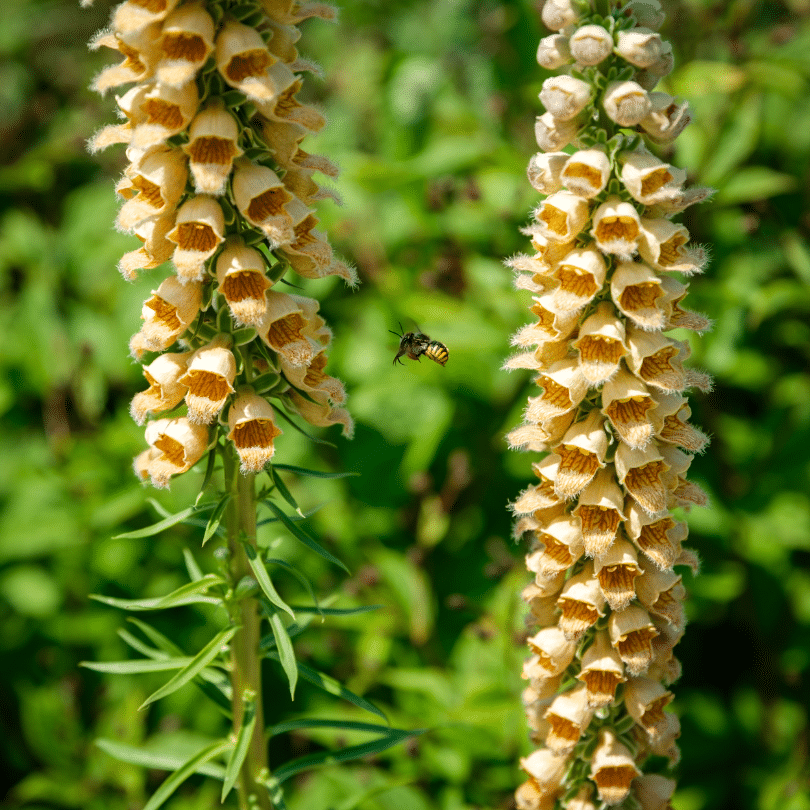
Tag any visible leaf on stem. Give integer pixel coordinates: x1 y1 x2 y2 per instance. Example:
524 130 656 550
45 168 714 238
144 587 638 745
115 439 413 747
243 544 295 620
202 493 230 546
81 657 193 674
221 698 256 801
95 738 227 780
267 466 303 516
272 464 360 480
113 506 199 539
270 613 298 699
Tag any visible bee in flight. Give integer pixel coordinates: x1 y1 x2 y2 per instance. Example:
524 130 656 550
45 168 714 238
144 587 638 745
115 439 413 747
390 324 449 367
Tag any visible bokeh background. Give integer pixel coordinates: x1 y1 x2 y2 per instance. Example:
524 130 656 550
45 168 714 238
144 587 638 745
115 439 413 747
2 0 809 808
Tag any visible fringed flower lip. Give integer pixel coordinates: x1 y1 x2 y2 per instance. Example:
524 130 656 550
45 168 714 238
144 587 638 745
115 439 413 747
130 349 193 425
215 240 273 327
156 1 215 88
179 334 237 424
168 195 226 283
227 389 283 473
183 102 244 196
232 159 296 246
118 213 176 280
141 416 209 488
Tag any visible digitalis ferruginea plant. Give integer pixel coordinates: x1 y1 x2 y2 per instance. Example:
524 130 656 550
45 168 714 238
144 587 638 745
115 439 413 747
506 1 713 807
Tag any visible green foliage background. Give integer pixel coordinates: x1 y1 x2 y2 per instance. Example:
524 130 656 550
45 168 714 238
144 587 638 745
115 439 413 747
1 0 809 808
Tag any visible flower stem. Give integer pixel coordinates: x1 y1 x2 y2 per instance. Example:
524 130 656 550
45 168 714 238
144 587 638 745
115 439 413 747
225 451 273 810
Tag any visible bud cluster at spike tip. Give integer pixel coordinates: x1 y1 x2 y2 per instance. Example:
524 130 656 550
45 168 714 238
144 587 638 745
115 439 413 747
505 1 715 807
89 0 355 488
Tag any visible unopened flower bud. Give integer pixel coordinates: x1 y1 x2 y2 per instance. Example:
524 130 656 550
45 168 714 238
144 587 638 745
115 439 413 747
540 75 592 121
603 80 652 127
569 24 613 66
615 27 663 68
536 33 572 69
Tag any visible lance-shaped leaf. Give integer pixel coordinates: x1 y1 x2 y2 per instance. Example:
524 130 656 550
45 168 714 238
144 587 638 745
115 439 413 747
268 719 409 737
267 558 321 617
82 657 193 674
268 466 303 516
202 493 230 545
289 604 383 617
221 698 257 801
113 506 200 539
91 575 225 612
243 544 295 619
270 613 298 699
95 738 226 780
272 463 360 480
183 548 205 582
140 626 239 710
263 500 348 573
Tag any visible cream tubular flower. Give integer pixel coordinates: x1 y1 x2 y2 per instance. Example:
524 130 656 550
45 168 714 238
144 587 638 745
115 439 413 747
282 351 345 405
168 195 226 283
609 604 657 675
552 246 608 312
638 218 704 274
530 516 586 575
614 28 662 68
215 240 272 327
512 293 578 347
560 148 610 198
506 412 575 455
286 391 354 438
553 410 609 499
556 562 606 640
594 537 642 610
523 584 561 627
534 112 579 153
526 626 578 677
566 786 599 810
540 0 579 31
256 78 326 134
257 291 326 366
118 213 176 279
143 417 208 488
603 80 652 127
620 150 686 206
512 455 565 519
539 76 592 121
573 302 627 385
130 349 192 424
659 276 712 333
640 92 692 143
577 631 625 708
615 440 669 515
183 103 243 195
624 676 674 739
626 327 687 392
113 0 181 35
651 392 709 453
518 749 568 808
634 774 677 810
227 390 283 472
625 501 688 570
179 335 237 424
131 81 200 149
543 683 594 754
610 261 666 330
589 729 642 805
637 566 687 629
232 160 295 246
569 24 613 66
590 196 641 259
601 368 655 448
90 26 160 94
130 276 202 357
526 358 589 422
573 467 625 556
116 147 188 231
156 2 215 88
534 192 590 243
527 152 569 195
536 34 571 69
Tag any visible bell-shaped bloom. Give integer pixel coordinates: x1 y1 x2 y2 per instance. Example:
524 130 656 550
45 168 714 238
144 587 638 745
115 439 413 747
601 368 656 449
620 150 686 206
556 562 606 640
615 440 669 515
640 92 691 143
540 0 579 31
577 631 625 708
526 626 578 677
183 103 243 195
118 213 176 280
167 195 226 283
624 675 674 739
609 604 658 675
282 350 346 406
553 411 610 499
526 358 589 423
610 261 667 330
506 411 575 455
573 302 627 384
625 501 688 571
156 2 215 88
113 0 181 35
560 148 610 198
130 80 199 150
615 27 663 68
232 160 296 246
179 335 237 424
130 276 202 357
227 390 283 473
534 112 579 152
522 582 562 627
517 748 568 808
639 217 705 274
626 327 690 392
659 276 712 332
257 291 328 366
589 729 642 805
540 76 592 121
286 391 354 437
116 147 188 231
534 192 590 243
527 152 569 195
603 80 652 127
90 25 160 94
552 246 608 313
634 774 677 810
528 516 586 575
573 467 625 556
651 391 709 453
536 34 572 69
512 293 578 348
512 455 565 519
543 683 595 754
141 417 208 488
215 241 273 327
130 349 193 424
569 24 613 66
256 78 327 134
594 537 642 610
637 565 687 630
590 196 641 259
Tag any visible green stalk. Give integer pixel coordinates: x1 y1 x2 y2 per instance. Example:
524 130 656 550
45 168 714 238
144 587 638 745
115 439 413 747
225 450 273 810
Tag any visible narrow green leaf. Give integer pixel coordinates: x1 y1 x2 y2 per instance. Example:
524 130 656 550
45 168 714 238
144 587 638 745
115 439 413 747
203 494 230 546
117 628 168 660
270 614 298 700
195 446 219 507
244 547 295 620
221 701 257 802
183 549 205 583
272 464 360 480
81 658 192 674
257 502 325 527
288 605 383 617
90 586 222 612
113 506 198 539
268 719 404 737
263 501 348 573
266 559 321 617
140 626 239 710
260 614 316 651
266 656 386 722
268 467 303 516
143 739 233 810
126 618 185 657
273 730 424 783
95 738 226 780
153 575 226 609
273 406 337 447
